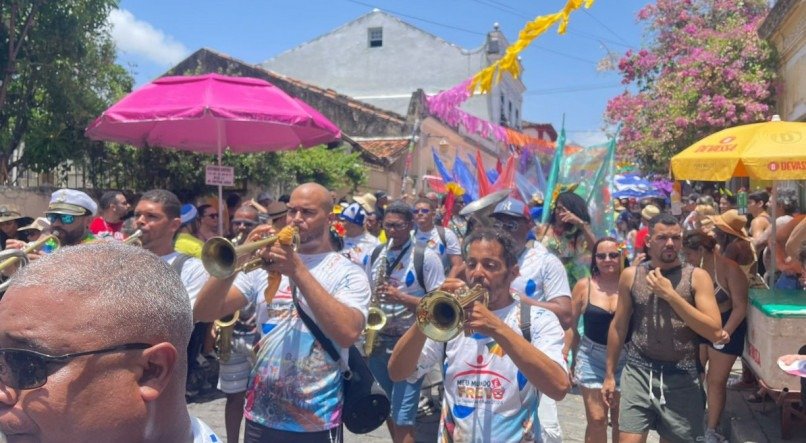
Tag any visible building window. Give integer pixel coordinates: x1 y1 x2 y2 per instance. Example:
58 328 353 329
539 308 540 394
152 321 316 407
368 27 383 48
515 109 520 128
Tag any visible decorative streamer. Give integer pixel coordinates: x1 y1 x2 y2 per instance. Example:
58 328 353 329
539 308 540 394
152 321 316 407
470 0 596 94
542 122 566 224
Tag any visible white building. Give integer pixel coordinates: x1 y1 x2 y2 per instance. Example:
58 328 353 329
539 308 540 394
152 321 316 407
261 9 526 129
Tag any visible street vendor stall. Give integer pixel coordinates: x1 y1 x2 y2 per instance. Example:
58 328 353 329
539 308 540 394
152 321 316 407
671 119 806 439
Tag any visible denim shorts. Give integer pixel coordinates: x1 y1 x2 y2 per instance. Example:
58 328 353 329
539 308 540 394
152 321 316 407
574 335 626 390
366 335 424 426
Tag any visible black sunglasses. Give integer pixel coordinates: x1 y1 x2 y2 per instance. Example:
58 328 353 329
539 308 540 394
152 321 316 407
595 252 621 260
0 343 151 390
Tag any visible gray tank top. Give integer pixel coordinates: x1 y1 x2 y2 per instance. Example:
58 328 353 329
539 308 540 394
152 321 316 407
626 263 698 371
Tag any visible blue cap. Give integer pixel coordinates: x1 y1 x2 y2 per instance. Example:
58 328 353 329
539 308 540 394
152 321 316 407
47 189 98 216
492 197 528 219
339 202 366 226
180 204 198 225
530 206 543 221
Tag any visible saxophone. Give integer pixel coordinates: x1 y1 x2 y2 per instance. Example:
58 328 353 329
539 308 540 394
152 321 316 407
363 239 391 356
214 311 239 363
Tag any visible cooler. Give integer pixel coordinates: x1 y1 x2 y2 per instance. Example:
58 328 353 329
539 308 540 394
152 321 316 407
744 289 806 392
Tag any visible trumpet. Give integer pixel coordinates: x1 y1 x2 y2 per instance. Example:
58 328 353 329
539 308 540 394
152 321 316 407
415 284 488 342
0 233 61 273
124 230 143 246
201 226 299 279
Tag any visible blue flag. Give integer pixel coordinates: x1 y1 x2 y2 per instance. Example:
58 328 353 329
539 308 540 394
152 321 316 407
431 147 453 184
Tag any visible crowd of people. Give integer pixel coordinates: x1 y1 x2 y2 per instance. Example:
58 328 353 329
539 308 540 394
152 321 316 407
0 183 804 443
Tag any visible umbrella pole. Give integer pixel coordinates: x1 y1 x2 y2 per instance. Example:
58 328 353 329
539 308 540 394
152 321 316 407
217 122 225 236
769 184 777 287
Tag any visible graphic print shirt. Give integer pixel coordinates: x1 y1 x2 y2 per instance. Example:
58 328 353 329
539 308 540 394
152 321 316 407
410 302 566 442
341 231 380 267
243 252 370 433
512 242 571 302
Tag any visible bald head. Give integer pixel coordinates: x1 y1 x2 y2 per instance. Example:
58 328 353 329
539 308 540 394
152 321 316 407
7 242 192 356
292 183 333 212
234 204 259 221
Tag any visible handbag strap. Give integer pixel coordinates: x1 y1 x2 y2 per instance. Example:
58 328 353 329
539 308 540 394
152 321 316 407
292 286 342 365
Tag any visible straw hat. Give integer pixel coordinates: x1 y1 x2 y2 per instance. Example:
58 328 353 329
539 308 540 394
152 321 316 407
353 193 377 214
0 205 23 223
641 205 660 221
708 210 750 241
18 217 50 232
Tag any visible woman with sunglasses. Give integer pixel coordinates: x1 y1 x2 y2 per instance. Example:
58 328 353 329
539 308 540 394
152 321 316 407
540 191 595 287
681 231 747 443
567 237 626 443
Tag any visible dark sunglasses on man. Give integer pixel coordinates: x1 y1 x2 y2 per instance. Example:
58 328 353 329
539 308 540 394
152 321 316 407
0 343 150 390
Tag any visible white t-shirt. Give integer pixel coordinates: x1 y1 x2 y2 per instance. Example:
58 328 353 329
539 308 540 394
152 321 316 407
161 252 208 308
244 252 370 433
191 416 220 443
410 302 566 443
341 231 380 267
512 242 571 302
365 240 445 336
414 226 461 260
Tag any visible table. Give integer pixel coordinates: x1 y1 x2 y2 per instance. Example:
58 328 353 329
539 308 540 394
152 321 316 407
744 288 806 439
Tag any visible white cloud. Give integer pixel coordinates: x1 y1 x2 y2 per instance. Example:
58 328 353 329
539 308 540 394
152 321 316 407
568 130 609 147
108 9 188 67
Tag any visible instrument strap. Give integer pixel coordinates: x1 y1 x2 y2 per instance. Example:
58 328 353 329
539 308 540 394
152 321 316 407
385 243 411 275
291 286 342 365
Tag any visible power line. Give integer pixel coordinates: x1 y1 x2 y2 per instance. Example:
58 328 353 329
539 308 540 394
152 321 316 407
344 0 485 36
523 83 622 96
582 9 633 47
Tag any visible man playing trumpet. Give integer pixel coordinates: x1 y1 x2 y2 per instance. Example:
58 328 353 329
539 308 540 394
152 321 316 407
193 182 370 442
388 228 569 442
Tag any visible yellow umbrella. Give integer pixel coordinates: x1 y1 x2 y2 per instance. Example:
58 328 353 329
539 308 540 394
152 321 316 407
671 121 806 181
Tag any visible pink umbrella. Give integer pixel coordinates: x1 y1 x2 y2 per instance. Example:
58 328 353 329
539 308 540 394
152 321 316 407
86 73 341 232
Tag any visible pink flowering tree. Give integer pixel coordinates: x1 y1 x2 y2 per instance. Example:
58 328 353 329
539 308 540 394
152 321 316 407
605 0 777 172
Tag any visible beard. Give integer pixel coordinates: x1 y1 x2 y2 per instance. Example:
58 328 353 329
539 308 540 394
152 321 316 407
659 247 678 263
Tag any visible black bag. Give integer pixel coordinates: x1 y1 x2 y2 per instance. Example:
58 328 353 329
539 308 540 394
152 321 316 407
293 290 390 434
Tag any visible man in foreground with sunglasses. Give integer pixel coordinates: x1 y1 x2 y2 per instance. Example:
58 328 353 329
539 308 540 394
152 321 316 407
490 196 572 443
0 241 219 442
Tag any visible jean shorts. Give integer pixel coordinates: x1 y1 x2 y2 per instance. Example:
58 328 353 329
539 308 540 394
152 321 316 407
574 335 626 390
366 335 424 426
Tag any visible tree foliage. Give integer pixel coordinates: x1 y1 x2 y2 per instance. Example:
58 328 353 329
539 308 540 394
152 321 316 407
605 0 777 172
0 0 132 183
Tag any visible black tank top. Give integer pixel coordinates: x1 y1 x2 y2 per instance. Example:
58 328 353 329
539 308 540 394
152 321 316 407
583 304 614 345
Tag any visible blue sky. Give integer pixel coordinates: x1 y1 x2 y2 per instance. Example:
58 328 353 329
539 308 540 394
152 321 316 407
112 0 647 145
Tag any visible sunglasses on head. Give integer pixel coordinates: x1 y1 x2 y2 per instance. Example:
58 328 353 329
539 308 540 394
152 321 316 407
0 343 151 390
413 208 431 215
595 252 621 260
46 213 78 225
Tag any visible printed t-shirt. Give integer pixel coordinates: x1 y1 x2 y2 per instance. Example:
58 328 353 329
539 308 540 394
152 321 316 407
161 252 208 307
414 226 461 261
244 252 371 433
341 231 380 267
365 240 445 336
89 216 124 240
512 242 571 302
410 302 566 442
